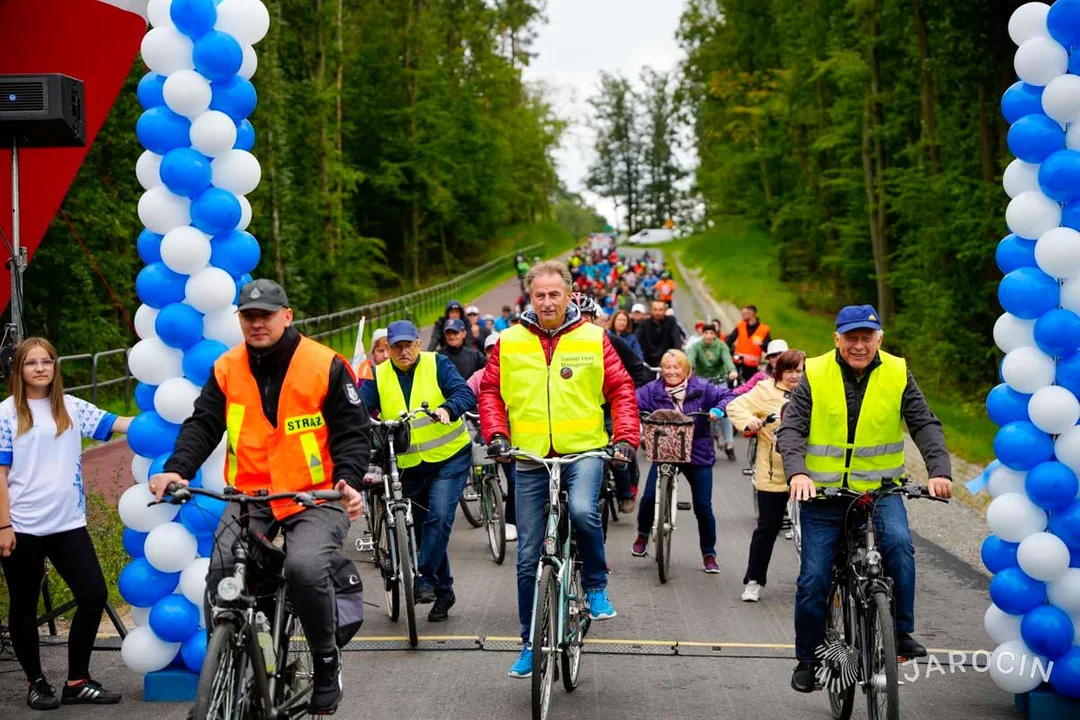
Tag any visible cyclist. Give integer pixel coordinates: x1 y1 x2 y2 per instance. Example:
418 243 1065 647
466 333 517 542
731 339 788 397
494 305 514 332
687 322 739 460
438 318 486 381
727 305 771 383
635 299 682 368
608 309 644 359
151 279 369 715
428 299 466 352
360 320 476 623
478 260 638 679
356 327 389 383
629 302 647 330
775 305 953 694
464 305 491 351
654 271 676 308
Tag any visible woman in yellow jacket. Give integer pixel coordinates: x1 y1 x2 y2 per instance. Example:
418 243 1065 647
724 349 805 602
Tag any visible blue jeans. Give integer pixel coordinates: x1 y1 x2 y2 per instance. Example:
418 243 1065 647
514 456 607 642
794 494 916 662
401 449 471 598
635 463 716 557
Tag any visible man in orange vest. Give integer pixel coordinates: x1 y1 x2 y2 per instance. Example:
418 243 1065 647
150 279 369 715
727 304 772 384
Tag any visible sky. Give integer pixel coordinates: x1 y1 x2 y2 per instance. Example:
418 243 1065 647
522 0 689 229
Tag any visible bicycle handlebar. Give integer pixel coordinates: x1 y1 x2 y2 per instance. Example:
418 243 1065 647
152 483 343 509
812 484 949 504
371 401 441 429
492 448 613 466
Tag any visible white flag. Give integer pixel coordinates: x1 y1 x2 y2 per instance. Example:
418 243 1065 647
351 317 367 375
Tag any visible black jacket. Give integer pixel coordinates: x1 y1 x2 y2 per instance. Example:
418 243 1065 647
438 343 486 383
607 330 653 388
427 317 490 352
164 326 371 490
634 316 683 367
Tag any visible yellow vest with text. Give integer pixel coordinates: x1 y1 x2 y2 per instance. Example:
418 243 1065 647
499 322 607 456
375 352 470 468
804 350 907 491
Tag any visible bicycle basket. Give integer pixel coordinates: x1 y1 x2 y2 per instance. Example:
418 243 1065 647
642 411 695 463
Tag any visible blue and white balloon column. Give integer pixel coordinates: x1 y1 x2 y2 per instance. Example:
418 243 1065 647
117 0 266 678
981 0 1080 700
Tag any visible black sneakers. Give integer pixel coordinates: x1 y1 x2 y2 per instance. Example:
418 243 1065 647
27 677 59 711
897 632 928 659
414 584 437 605
428 591 456 622
61 678 121 705
309 650 342 715
791 661 819 693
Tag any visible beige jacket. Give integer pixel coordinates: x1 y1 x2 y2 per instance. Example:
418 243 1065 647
725 379 791 493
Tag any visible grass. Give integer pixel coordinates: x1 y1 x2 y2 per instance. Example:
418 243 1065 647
674 216 996 465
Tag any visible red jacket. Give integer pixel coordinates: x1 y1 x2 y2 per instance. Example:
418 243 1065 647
479 309 640 451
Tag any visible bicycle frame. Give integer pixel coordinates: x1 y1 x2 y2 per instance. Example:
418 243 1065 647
650 463 678 543
379 425 420 587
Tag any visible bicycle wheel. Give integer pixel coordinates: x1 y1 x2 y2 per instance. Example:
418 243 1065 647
866 590 900 720
561 561 589 692
394 506 419 648
656 464 674 584
375 506 400 621
274 611 313 711
483 473 507 564
191 619 251 720
459 467 484 528
825 583 855 720
788 499 802 556
531 565 557 720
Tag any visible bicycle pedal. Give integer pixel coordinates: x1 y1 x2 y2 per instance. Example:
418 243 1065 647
676 501 691 511
784 531 794 540
355 537 375 553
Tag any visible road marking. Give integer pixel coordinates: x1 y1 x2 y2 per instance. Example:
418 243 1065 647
352 635 481 642
677 641 793 650
583 639 676 646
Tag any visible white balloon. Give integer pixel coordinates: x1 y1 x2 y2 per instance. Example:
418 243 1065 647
190 110 238 158
215 0 271 45
130 604 151 627
1068 123 1080 152
147 0 174 28
988 465 1028 498
1017 531 1071 581
203 305 244 347
1001 346 1056 394
134 304 160 340
138 186 192 235
121 625 181 674
129 337 185 386
136 151 163 191
237 195 252 231
994 313 1036 354
986 492 1048 543
989 639 1048 694
141 26 195 76
118 482 179 532
132 454 153 484
1003 160 1041 199
186 267 237 313
163 70 212 119
1048 567 1080 614
179 557 211 606
201 454 227 494
211 150 261 196
1043 74 1080 124
1008 191 1062 241
160 226 212 275
1010 3 1051 45
155 377 203 425
984 603 1023 646
211 433 228 461
1036 226 1080 279
240 44 258 80
1063 277 1080 314
1015 35 1069 87
145 522 198 573
1056 426 1080 475
1028 385 1080 434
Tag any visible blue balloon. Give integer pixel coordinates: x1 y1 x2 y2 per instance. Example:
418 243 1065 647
183 339 229 386
996 234 1037 274
1026 462 1080 511
180 493 226 536
136 106 192 156
149 452 171 479
193 31 243 81
191 188 241 236
156 302 205 350
1058 352 1080 397
159 147 212 198
181 629 208 672
989 567 1047 616
170 0 217 39
235 119 255 151
1035 308 1080 358
1049 499 1080 548
1050 646 1080 699
998 267 1060 320
136 262 188 309
1064 202 1080 232
995 422 1055 471
986 384 1032 426
118 558 180 608
128 411 182 459
137 72 167 110
211 230 261 277
1008 114 1066 165
1001 82 1046 124
1040 149 1080 203
209 76 257 121
122 527 149 559
137 229 163 264
197 533 215 558
1049 0 1080 48
135 383 158 413
234 272 253 304
981 535 1020 574
1022 605 1075 659
150 594 200 643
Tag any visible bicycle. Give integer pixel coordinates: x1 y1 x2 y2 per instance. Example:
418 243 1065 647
809 484 947 720
492 446 612 720
154 484 342 719
599 462 619 540
462 411 508 563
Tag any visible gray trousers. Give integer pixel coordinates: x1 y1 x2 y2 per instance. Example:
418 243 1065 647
207 502 350 656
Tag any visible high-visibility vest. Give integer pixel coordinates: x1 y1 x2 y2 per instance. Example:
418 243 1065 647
215 336 342 520
376 353 470 468
804 350 907 492
499 322 607 456
734 321 771 367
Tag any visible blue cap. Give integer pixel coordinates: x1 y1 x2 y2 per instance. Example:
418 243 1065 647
387 320 420 345
444 318 466 333
836 305 883 334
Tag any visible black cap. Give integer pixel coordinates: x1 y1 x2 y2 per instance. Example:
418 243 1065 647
237 279 289 312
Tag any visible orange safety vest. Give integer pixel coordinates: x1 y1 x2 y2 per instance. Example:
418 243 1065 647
214 336 345 520
734 320 771 367
357 358 375 381
656 279 676 302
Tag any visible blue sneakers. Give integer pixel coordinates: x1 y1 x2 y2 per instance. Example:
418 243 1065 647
508 646 533 678
587 588 617 620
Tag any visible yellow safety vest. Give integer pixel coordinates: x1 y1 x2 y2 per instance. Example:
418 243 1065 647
376 352 470 468
499 322 607 456
804 350 907 492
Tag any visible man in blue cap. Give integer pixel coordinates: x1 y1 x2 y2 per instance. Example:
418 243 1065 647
776 304 953 694
360 320 476 622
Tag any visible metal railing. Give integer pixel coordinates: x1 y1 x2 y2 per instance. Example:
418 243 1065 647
57 244 541 408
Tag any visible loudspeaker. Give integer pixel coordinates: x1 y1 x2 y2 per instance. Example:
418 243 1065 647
0 74 85 148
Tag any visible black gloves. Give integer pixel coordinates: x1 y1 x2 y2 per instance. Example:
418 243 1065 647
612 441 635 466
488 434 511 459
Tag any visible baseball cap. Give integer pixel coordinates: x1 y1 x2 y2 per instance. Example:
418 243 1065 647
631 303 646 314
465 305 480 315
765 339 789 357
444 318 467 333
445 299 463 313
387 320 420 345
485 332 500 350
836 305 883 334
237 279 289 312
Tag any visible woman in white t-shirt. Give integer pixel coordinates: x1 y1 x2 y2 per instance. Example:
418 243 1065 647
0 337 132 710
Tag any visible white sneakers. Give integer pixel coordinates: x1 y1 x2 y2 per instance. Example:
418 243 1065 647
741 581 761 602
506 524 518 542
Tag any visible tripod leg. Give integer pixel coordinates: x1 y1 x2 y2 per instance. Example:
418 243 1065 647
104 601 128 639
40 572 58 636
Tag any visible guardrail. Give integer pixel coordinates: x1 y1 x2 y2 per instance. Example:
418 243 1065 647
57 244 540 408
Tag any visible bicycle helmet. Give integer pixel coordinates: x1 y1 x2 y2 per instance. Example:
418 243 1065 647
571 291 601 317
